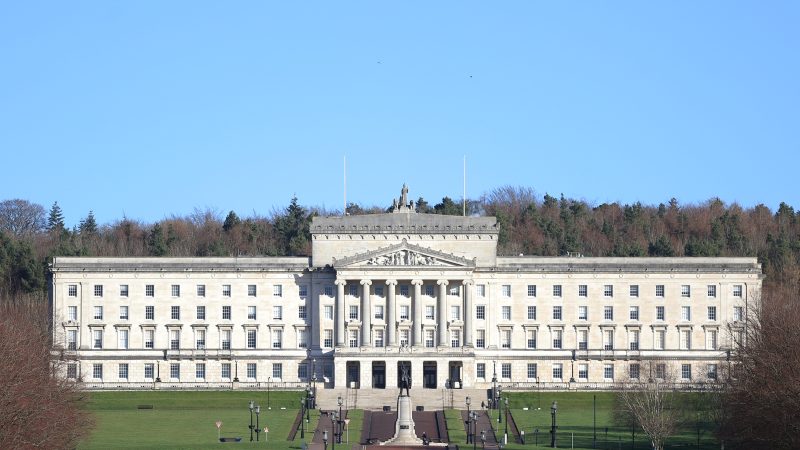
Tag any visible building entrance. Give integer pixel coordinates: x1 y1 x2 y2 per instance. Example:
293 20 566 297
423 361 437 389
372 361 386 389
449 361 463 388
346 361 360 388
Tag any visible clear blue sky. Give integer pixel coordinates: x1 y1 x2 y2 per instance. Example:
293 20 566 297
1 2 798 227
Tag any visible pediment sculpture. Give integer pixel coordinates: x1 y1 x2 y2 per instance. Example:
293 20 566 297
366 250 444 266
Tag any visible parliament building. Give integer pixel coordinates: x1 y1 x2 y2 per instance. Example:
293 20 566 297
50 186 761 391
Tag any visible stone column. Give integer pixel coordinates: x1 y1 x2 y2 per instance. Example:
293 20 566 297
335 280 347 347
437 280 449 347
412 280 423 346
360 280 373 347
463 279 474 347
386 280 398 347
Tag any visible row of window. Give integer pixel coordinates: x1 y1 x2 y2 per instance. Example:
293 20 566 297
69 284 297 298
475 362 718 381
74 361 307 382
72 327 308 350
75 304 307 322
492 283 743 299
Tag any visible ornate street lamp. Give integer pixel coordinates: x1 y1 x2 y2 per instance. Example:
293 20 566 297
255 405 261 442
248 400 254 441
466 395 472 443
497 387 503 424
492 361 498 409
504 397 509 443
337 395 344 443
300 398 305 439
550 401 558 448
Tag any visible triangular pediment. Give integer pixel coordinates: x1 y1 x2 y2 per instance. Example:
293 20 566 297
333 240 475 268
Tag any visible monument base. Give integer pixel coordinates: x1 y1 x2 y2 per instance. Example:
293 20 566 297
380 395 423 446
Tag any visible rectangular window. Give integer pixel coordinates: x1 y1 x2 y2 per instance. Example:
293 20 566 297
604 285 614 297
656 306 665 321
708 306 717 321
553 329 563 349
425 305 435 320
171 284 180 297
222 305 231 320
348 284 359 297
221 363 231 380
399 329 409 347
707 285 717 298
196 363 206 380
578 330 588 350
171 306 180 320
681 306 691 321
451 305 460 320
298 363 308 380
450 329 460 348
552 363 563 380
120 284 129 297
145 305 154 320
299 305 307 320
655 363 666 379
273 305 283 320
94 306 103 320
196 284 205 297
604 364 614 380
707 364 718 380
733 285 743 297
67 305 77 321
170 330 180 349
527 305 537 320
93 363 103 380
221 330 231 350
400 285 409 297
144 329 154 349
681 364 692 380
502 285 511 297
501 363 511 379
196 329 206 349
603 330 614 350
527 284 537 297
707 329 718 350
118 329 129 349
681 285 691 297
629 306 639 321
553 285 562 297
272 329 282 348
245 285 256 297
247 329 257 349
118 305 128 320
629 285 639 297
425 285 434 297
476 329 486 348
324 285 333 297
144 363 154 380
733 306 743 321
553 306 562 320
374 329 384 347
196 305 206 320
374 285 384 297
578 285 588 297
448 285 460 296
477 363 486 379
501 329 511 348
477 284 486 297
373 305 384 320
655 330 665 350
527 363 538 380
323 329 333 348
349 305 358 320
94 285 103 297
92 330 103 350
400 305 410 320
222 285 231 297
527 329 537 349
298 329 308 348
349 330 359 348
629 330 640 350
578 364 588 380
501 306 511 321
604 306 614 320
324 305 333 320
273 285 283 297
248 306 257 320
425 329 435 348
630 363 640 379
67 330 77 350
68 284 77 297
475 305 485 320
170 363 180 380
655 285 665 298
578 305 588 321
248 363 258 380
680 330 692 350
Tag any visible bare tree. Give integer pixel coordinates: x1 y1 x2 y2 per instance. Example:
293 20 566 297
616 363 683 450
0 199 46 237
0 301 93 448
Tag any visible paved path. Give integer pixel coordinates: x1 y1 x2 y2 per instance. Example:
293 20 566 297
462 409 501 450
361 410 448 444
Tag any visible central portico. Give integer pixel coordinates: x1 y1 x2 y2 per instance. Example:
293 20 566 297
311 186 498 390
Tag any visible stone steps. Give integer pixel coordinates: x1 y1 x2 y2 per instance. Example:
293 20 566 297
316 387 491 411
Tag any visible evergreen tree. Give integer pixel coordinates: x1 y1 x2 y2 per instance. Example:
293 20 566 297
47 202 65 232
148 223 168 256
274 196 311 256
433 197 461 215
648 236 675 256
78 211 98 235
222 211 241 232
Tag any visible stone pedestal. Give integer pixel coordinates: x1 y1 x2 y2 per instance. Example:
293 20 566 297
381 395 422 446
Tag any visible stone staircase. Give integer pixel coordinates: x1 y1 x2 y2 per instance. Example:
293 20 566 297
316 387 490 411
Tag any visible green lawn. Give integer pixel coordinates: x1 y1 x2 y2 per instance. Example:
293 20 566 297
81 391 317 449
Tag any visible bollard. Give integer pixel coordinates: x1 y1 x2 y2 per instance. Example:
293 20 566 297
521 430 525 444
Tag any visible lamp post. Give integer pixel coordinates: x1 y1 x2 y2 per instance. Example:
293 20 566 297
248 400 255 441
466 396 472 444
504 397 509 444
267 376 272 409
471 411 478 450
311 358 317 409
255 405 261 442
550 401 558 448
497 387 503 424
300 398 305 439
306 387 312 422
330 412 337 450
323 429 329 450
337 395 344 444
492 360 498 409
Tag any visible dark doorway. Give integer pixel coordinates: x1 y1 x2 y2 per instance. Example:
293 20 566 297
423 361 437 389
397 361 412 388
449 361 463 388
372 361 386 389
346 361 360 388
